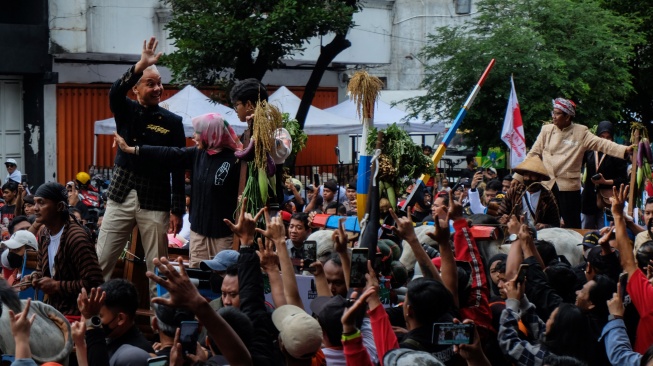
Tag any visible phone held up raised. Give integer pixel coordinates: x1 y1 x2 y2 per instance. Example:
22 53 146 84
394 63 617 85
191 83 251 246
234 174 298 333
432 323 475 345
350 248 369 288
180 320 200 355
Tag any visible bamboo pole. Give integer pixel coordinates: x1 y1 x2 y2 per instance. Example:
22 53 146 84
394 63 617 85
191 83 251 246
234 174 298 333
628 129 640 217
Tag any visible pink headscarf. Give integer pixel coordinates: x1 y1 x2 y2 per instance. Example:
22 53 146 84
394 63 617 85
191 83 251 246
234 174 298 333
191 113 243 155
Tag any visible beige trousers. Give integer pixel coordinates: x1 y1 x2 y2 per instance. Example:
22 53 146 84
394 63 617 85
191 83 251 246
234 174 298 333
96 189 169 300
189 230 233 268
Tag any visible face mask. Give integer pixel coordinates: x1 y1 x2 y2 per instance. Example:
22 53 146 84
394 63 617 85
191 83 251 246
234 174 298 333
7 252 23 269
523 180 540 190
102 323 115 337
209 272 224 294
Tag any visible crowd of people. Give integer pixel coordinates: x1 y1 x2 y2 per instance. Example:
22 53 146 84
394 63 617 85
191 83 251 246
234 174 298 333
1 37 653 366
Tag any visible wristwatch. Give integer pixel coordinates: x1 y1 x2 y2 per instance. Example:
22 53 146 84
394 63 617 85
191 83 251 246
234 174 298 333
85 315 102 329
508 233 518 242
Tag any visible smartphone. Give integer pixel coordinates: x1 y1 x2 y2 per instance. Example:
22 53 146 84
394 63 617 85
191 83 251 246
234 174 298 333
477 167 484 174
179 321 200 355
516 264 529 284
619 272 628 300
350 248 369 288
20 174 27 184
303 240 317 272
432 322 475 345
147 356 169 366
591 173 601 181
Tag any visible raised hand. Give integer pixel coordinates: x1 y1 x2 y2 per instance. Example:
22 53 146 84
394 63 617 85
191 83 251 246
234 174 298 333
388 208 417 242
138 37 162 69
148 257 205 312
224 198 263 246
77 287 106 319
610 184 628 218
331 217 348 254
255 207 285 244
256 237 280 273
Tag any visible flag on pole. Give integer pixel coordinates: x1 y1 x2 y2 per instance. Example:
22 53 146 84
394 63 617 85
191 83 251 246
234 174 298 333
501 76 526 169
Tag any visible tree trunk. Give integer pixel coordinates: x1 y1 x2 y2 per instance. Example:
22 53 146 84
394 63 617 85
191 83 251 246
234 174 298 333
295 33 351 129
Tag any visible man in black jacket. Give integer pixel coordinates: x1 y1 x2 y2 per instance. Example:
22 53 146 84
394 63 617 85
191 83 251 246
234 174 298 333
96 37 185 299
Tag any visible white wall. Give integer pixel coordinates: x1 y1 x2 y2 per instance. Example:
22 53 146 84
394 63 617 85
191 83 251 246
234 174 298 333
290 5 393 65
49 0 173 54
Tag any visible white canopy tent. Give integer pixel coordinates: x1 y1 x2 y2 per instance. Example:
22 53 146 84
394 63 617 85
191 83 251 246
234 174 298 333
93 85 247 164
324 96 443 133
267 86 363 135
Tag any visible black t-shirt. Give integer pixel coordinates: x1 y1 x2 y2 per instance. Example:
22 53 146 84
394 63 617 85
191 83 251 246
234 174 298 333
1 204 15 224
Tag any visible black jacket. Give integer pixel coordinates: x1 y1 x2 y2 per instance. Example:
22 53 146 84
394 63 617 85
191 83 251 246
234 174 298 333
108 65 186 214
140 146 239 238
581 150 628 215
238 248 276 366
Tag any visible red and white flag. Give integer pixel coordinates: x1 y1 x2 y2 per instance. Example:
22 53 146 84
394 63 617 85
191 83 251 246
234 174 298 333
501 76 526 169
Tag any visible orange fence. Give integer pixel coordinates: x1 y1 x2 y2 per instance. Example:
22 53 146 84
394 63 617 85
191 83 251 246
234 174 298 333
55 84 339 183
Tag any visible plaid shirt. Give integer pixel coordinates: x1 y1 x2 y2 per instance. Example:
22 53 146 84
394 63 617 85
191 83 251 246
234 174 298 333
497 183 560 228
499 297 550 366
107 66 185 214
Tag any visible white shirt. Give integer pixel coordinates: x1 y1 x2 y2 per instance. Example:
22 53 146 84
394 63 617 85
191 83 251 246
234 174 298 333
522 190 541 226
5 170 21 184
47 227 64 277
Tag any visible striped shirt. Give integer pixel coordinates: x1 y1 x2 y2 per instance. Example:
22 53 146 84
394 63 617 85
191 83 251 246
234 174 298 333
32 222 104 315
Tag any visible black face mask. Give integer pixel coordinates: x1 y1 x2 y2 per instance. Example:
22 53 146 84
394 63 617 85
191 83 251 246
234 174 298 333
209 272 224 294
7 252 23 269
523 180 540 191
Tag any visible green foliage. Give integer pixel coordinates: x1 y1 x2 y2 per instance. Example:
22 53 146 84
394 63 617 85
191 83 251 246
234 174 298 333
598 0 653 130
366 123 436 188
162 0 359 85
405 0 642 148
282 113 308 155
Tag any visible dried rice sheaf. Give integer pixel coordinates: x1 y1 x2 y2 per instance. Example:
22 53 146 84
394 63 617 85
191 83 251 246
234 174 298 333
252 100 283 170
347 71 384 120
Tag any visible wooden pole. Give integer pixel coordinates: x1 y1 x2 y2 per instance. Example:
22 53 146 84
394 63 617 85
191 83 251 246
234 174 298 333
628 129 640 216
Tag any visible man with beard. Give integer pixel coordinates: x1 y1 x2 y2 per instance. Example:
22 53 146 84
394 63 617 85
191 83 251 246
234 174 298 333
497 155 560 229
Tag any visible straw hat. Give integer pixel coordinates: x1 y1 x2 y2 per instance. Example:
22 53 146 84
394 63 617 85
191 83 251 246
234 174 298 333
514 156 550 181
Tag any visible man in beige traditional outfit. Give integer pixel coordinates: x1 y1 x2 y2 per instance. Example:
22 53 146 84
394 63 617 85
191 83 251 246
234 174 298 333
527 98 632 228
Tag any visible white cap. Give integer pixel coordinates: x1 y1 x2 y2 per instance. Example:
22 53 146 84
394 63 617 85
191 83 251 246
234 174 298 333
272 305 322 359
4 158 17 166
1 231 38 251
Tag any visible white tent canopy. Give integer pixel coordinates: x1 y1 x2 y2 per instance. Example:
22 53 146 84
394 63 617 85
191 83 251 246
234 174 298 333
93 85 248 137
268 86 363 135
324 96 443 133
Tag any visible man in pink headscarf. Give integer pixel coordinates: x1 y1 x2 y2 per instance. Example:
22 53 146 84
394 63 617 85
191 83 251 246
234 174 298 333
114 112 243 267
527 98 633 229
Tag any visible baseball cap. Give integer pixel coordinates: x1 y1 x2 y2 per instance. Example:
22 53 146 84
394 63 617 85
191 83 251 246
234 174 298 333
383 348 445 366
272 305 322 359
578 231 600 248
1 230 38 251
487 167 497 174
4 158 17 166
200 250 239 271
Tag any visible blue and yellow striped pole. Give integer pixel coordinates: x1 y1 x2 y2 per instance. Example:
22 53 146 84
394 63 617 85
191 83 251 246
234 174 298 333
356 117 373 221
403 59 496 210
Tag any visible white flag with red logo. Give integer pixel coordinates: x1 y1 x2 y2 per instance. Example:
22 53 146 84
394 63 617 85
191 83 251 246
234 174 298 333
501 76 526 169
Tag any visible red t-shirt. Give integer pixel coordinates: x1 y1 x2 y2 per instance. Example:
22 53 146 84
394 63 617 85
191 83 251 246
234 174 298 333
627 269 653 353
